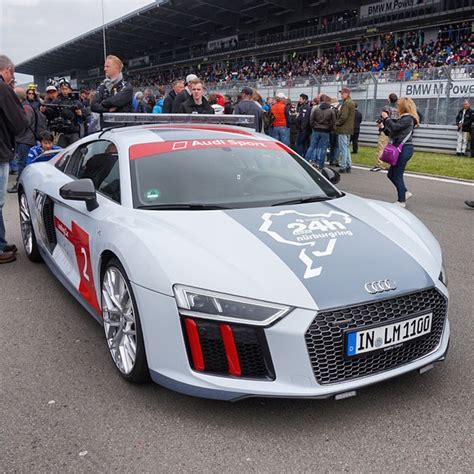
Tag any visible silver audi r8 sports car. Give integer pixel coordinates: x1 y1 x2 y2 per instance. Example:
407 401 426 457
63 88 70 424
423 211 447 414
18 114 449 401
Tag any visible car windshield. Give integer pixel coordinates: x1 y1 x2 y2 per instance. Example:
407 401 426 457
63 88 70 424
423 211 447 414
130 139 341 209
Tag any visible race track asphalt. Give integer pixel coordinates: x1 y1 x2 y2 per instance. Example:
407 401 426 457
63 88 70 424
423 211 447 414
1 168 473 472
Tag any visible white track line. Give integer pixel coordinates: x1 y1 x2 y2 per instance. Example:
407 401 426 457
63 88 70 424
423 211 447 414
351 165 474 187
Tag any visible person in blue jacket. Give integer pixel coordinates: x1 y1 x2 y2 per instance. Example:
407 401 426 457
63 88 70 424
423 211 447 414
152 97 164 114
27 131 61 165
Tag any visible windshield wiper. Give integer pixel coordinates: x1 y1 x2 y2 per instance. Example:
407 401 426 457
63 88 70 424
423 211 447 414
271 195 336 207
137 203 231 210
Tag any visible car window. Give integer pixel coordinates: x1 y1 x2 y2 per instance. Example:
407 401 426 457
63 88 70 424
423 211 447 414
55 151 72 172
65 140 121 203
130 140 340 209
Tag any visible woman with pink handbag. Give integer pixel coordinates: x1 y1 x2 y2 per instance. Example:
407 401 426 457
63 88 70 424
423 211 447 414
378 97 419 208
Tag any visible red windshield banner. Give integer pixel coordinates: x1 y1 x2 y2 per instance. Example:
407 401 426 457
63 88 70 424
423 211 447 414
129 139 281 160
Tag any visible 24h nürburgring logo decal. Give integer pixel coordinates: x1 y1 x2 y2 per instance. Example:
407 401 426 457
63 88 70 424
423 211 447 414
259 210 354 279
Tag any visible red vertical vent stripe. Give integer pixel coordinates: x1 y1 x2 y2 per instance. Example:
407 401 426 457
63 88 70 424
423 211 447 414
184 319 205 371
219 324 242 377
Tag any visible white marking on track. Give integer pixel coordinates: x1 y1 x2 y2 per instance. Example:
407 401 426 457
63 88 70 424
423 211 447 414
351 165 474 187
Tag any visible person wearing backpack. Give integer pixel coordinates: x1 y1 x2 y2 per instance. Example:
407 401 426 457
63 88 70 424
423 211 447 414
379 97 419 208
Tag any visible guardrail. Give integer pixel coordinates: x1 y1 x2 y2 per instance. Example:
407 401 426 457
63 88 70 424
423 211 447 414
359 123 459 153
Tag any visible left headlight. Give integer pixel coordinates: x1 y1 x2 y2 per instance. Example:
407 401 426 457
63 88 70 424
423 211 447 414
173 285 292 326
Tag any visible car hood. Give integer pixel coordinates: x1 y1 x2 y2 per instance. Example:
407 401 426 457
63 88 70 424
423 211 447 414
128 194 441 311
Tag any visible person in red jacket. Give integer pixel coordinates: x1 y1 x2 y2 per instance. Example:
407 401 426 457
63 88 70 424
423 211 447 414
270 93 291 145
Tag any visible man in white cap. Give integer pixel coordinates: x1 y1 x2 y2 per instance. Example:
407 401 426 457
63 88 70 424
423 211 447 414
172 73 198 113
270 92 291 145
44 85 58 104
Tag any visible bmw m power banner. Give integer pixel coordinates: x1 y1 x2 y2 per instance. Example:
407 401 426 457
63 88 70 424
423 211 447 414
360 0 441 18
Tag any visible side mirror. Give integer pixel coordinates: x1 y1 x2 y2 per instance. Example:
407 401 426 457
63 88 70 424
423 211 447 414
321 167 341 185
60 179 99 212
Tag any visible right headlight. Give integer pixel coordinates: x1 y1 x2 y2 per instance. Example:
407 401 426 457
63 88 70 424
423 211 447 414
173 285 292 326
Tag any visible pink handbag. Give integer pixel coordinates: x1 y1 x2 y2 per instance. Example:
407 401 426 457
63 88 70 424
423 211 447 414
380 127 413 166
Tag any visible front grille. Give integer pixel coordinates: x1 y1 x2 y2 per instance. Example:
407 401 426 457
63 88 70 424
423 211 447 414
182 318 274 379
305 288 447 385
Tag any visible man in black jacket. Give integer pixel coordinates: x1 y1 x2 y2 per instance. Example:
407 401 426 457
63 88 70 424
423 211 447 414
46 80 84 147
91 55 133 127
352 103 363 154
295 93 311 156
179 80 214 114
172 74 198 113
455 100 473 156
0 55 27 263
163 80 184 114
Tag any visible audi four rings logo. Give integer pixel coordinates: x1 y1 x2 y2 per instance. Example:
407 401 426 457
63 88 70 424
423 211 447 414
364 279 397 294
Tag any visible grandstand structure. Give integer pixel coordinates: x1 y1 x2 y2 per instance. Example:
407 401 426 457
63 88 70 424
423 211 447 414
16 0 474 124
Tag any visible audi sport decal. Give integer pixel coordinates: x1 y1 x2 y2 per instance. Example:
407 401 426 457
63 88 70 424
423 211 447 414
54 216 101 315
129 139 278 160
260 210 353 279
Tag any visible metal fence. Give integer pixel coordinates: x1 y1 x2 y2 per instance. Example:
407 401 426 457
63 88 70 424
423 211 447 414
359 123 460 153
214 65 474 125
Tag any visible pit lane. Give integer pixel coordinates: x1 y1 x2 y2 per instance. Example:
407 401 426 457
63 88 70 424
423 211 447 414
1 169 472 472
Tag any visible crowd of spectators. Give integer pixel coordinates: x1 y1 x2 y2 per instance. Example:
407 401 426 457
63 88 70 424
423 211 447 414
100 22 473 91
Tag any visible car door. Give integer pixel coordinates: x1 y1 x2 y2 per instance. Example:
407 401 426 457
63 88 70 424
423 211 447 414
51 139 121 316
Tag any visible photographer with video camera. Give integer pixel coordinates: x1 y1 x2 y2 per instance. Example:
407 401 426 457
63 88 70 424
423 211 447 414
43 79 83 147
91 55 133 127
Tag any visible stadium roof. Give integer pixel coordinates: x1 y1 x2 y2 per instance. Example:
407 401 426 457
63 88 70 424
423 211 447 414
16 0 332 76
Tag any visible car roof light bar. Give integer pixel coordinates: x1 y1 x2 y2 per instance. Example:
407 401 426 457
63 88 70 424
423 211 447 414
102 113 255 127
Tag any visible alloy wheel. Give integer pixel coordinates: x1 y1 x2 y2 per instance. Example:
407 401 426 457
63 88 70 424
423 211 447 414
102 267 137 374
19 193 33 255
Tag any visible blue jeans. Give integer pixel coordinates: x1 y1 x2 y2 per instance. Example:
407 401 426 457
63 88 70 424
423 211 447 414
0 162 9 252
338 134 352 169
387 144 414 202
9 158 18 172
16 143 31 179
272 126 290 146
304 131 319 162
305 131 330 167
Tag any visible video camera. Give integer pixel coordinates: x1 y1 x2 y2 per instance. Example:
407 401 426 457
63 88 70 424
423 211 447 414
45 112 75 134
43 96 81 134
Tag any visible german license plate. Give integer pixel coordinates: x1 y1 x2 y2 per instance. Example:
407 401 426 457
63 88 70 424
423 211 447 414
345 313 432 357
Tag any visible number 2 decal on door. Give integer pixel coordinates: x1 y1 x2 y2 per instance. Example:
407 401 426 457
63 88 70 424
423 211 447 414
54 216 101 315
80 247 91 282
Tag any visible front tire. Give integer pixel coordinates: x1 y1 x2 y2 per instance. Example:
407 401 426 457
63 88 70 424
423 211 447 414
19 190 42 262
101 258 150 383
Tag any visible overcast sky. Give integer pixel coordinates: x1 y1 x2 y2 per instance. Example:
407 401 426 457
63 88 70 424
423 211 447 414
0 0 154 83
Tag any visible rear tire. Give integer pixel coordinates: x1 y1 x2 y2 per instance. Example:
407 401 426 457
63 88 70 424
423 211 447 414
101 258 150 383
19 190 43 262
